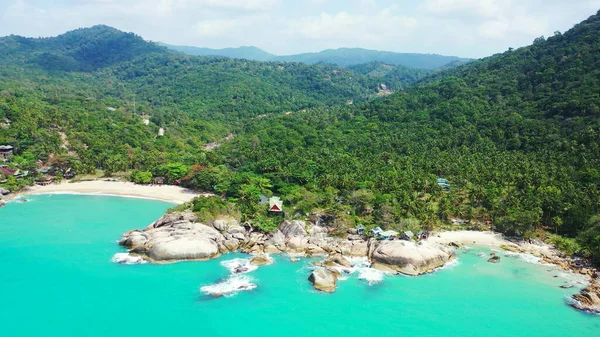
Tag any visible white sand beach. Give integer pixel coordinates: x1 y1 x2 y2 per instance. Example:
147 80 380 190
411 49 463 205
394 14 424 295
20 180 207 204
428 230 510 247
427 230 559 259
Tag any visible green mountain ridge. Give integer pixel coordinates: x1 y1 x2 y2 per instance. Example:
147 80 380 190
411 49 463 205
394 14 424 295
161 43 473 69
158 43 275 62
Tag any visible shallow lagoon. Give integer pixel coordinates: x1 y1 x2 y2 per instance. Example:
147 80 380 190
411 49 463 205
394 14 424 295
1 194 598 337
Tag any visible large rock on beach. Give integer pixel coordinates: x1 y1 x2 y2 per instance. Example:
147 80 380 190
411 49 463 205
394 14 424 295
279 220 307 237
149 210 197 229
371 241 455 276
148 237 219 261
308 268 338 293
213 218 239 232
119 212 227 263
570 281 600 314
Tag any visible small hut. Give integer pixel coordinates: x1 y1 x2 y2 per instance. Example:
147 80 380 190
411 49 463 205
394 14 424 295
269 197 283 213
437 178 451 190
0 145 13 161
401 231 415 241
356 224 365 236
380 230 399 240
35 176 53 186
370 226 384 238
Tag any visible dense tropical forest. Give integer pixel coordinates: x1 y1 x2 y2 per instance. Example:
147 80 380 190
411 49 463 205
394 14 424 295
1 11 600 264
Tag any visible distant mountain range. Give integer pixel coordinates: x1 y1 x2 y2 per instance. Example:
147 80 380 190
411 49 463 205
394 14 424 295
157 43 275 62
159 43 473 70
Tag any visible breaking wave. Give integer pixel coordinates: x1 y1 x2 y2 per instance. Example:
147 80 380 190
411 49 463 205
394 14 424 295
357 268 385 285
435 258 460 271
333 256 386 285
200 275 257 298
221 258 258 275
503 252 546 265
111 253 147 265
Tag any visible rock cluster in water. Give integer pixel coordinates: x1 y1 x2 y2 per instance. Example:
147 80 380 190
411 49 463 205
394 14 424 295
570 280 600 314
118 211 456 291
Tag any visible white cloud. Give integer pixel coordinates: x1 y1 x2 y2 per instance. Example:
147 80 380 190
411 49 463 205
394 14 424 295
424 0 501 18
287 9 417 42
177 0 278 11
0 0 598 58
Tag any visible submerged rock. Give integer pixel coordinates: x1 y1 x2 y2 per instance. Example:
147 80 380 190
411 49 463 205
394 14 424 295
370 241 455 276
250 253 273 266
308 267 338 293
488 253 501 263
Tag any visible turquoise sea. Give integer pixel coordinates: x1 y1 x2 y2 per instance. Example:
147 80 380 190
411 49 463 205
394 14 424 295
1 194 598 337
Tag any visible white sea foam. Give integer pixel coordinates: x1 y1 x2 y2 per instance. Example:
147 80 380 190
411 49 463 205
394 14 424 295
357 268 385 285
503 252 547 265
221 258 258 275
557 271 590 288
111 253 147 265
342 257 386 285
200 275 257 297
435 258 460 271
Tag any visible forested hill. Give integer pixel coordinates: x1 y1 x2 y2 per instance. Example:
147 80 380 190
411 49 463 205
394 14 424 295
0 25 167 71
212 11 600 262
0 25 390 123
0 25 421 176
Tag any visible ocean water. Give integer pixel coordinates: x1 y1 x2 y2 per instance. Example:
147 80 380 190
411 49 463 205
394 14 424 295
0 194 598 337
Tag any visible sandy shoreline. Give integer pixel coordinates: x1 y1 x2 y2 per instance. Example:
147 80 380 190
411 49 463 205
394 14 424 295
429 230 596 281
430 230 561 260
8 180 208 204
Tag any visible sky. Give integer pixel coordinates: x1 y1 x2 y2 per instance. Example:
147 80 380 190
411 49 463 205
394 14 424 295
0 0 599 58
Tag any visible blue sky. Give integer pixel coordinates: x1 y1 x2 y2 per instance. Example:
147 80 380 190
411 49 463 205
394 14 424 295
1 0 599 58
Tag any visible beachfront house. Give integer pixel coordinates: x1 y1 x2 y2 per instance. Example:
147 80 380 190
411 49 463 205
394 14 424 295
35 176 53 186
0 145 13 161
417 230 429 241
38 166 52 174
380 230 399 240
0 166 16 177
370 226 384 238
14 170 29 179
370 227 398 240
356 224 365 236
269 197 283 213
401 231 415 241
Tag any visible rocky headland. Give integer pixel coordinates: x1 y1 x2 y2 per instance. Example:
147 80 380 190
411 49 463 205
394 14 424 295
117 211 456 292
